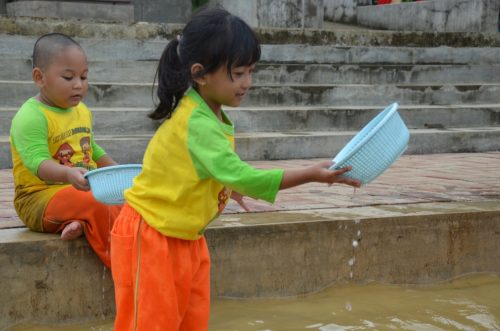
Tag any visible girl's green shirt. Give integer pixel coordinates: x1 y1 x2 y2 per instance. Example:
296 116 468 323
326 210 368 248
125 88 284 240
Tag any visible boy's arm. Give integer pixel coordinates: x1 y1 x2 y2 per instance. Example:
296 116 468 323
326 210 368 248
37 160 90 191
95 154 117 168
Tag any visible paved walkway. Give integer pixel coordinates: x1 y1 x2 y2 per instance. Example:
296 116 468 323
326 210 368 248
1 152 500 229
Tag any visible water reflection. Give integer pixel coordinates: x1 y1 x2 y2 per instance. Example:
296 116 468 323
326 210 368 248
8 274 500 331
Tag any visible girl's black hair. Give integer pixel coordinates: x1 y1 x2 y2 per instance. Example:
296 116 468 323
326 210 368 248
149 7 261 120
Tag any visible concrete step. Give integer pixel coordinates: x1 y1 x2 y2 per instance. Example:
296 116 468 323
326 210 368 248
2 127 500 168
2 15 500 47
3 105 500 134
3 56 500 85
2 34 500 65
254 63 500 85
2 81 500 108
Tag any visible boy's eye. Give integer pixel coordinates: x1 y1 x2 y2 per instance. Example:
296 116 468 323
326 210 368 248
81 76 88 80
62 76 73 81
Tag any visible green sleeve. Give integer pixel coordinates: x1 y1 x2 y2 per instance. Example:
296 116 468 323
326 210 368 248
91 139 106 161
187 109 284 203
10 103 51 175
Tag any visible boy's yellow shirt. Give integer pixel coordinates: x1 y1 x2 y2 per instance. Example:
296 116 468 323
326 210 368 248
10 98 106 231
125 88 284 240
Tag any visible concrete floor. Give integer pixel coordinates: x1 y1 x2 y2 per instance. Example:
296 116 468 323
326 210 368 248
2 152 500 230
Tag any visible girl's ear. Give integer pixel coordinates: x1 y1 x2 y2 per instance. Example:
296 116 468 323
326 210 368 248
32 67 45 88
190 63 206 87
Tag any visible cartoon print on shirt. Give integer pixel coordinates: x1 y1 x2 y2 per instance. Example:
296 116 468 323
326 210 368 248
217 187 231 213
80 136 91 167
53 142 74 167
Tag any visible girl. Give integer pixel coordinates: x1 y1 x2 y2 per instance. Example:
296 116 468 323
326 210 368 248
110 7 360 331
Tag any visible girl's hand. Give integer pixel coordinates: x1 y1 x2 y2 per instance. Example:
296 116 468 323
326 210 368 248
66 167 91 191
312 161 361 187
230 191 250 212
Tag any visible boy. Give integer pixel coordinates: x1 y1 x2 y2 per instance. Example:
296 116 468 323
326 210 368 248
9 33 120 268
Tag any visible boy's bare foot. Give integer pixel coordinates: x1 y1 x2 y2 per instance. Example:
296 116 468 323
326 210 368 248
61 221 83 241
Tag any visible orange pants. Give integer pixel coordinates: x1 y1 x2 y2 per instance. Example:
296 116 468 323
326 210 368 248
111 203 211 331
43 186 122 268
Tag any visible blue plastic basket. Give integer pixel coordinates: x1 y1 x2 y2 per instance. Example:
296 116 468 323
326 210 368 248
84 164 142 205
330 102 410 185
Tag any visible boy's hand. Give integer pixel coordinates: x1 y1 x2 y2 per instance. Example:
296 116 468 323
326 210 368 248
311 161 361 188
66 167 91 191
230 191 250 212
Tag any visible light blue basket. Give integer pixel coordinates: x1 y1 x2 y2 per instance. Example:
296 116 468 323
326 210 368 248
330 102 410 185
84 164 142 205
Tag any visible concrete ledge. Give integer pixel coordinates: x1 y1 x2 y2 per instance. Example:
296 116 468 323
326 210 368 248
1 201 500 328
6 0 134 23
0 229 114 330
357 0 500 33
1 16 500 47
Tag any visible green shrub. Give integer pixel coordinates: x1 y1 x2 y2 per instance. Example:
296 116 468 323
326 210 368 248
192 0 209 11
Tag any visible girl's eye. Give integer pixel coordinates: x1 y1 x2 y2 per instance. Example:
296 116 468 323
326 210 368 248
81 76 88 81
62 76 73 81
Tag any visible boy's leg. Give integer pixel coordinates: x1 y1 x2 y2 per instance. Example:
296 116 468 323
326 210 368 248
42 186 121 267
60 221 83 241
111 204 211 331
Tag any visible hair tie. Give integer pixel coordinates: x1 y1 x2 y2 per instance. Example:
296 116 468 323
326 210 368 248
176 35 182 58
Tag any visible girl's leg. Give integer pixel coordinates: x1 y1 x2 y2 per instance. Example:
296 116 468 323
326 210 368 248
111 204 211 331
42 186 121 268
178 236 211 331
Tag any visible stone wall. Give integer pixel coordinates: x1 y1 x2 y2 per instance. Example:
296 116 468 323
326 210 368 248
324 0 370 23
6 0 135 22
3 0 191 23
132 0 191 23
357 0 500 33
209 0 324 28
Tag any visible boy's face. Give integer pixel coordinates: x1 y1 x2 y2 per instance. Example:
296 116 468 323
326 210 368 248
33 46 88 109
194 63 255 111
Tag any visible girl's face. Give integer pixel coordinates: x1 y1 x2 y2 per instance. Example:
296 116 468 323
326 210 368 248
34 46 88 109
197 63 255 112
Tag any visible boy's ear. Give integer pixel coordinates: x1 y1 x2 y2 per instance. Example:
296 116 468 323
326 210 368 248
32 67 45 88
190 63 206 86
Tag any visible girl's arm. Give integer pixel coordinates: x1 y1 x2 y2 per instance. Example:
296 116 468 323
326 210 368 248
280 160 361 190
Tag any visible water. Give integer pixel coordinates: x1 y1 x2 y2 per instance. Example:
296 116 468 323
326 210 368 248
9 274 500 331
210 274 500 331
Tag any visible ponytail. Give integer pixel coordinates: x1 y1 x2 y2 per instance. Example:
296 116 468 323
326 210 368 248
150 7 261 121
149 39 190 120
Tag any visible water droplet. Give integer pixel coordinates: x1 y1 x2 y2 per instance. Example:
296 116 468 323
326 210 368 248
352 240 358 248
357 230 361 237
350 271 354 279
348 257 356 266
345 301 352 311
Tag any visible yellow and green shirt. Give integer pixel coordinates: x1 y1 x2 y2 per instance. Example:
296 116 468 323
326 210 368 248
125 88 284 240
10 98 106 231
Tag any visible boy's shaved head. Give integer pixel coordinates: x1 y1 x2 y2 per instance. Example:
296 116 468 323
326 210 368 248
32 33 84 69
